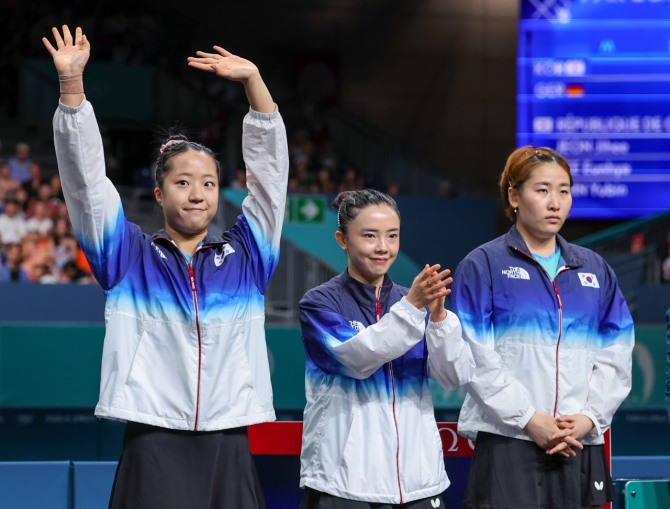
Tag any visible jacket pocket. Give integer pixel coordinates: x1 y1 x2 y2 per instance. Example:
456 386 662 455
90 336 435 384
121 320 197 420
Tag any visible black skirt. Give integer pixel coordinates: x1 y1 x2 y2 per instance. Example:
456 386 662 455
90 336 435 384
463 432 613 509
300 487 445 509
108 422 266 509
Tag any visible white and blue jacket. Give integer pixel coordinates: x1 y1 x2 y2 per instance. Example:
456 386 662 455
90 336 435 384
299 271 474 504
452 226 634 444
53 99 289 431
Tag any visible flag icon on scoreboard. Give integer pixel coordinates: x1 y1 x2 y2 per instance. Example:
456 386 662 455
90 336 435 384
566 84 584 97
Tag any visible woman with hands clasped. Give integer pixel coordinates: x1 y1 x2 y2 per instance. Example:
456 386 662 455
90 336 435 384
43 25 288 508
451 146 634 509
298 190 474 508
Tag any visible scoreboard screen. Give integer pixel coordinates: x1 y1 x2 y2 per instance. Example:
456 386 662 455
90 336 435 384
518 0 670 218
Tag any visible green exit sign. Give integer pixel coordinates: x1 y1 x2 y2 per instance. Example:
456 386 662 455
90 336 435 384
287 196 326 223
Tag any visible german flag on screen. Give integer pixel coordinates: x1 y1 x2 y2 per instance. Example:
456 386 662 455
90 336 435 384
566 84 584 97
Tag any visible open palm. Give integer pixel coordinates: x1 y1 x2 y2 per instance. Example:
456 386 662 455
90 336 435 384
42 25 90 75
187 46 259 82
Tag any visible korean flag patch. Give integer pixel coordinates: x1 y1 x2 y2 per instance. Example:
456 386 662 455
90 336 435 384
578 272 599 288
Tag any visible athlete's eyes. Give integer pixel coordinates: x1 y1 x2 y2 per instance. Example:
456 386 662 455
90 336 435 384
177 180 189 186
204 181 217 188
363 233 376 239
389 233 399 239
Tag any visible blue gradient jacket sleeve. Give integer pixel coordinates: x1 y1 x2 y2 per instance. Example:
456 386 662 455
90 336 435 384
53 99 142 289
580 263 634 438
235 107 289 290
299 291 428 379
451 252 537 430
426 312 475 390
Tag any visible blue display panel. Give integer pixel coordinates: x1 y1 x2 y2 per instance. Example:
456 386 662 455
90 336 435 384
518 1 670 218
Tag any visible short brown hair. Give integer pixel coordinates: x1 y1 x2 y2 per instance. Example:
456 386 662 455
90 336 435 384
499 146 573 222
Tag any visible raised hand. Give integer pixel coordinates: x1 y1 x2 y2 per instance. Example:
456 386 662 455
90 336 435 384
42 25 90 76
187 46 260 82
405 264 453 311
187 45 274 113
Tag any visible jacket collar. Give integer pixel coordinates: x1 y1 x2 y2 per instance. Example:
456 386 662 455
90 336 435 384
341 269 394 305
151 229 226 248
504 225 586 268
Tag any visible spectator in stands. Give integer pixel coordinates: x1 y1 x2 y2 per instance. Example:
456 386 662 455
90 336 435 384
311 165 336 194
0 197 28 246
26 181 60 219
7 142 40 184
44 25 287 509
26 200 54 236
49 173 65 203
0 242 29 283
22 160 47 202
298 189 474 508
338 164 364 192
53 232 78 271
629 232 646 254
18 231 50 281
58 259 87 283
0 161 20 204
451 146 635 509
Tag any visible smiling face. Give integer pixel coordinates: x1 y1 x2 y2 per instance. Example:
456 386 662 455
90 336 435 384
509 162 572 250
336 204 400 287
154 149 219 242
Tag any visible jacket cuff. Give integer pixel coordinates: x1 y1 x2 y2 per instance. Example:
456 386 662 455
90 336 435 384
427 310 461 332
58 97 88 113
248 105 279 120
518 407 536 430
397 296 427 320
580 410 602 438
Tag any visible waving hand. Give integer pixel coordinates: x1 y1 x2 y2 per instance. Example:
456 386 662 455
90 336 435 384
187 45 274 113
42 25 90 76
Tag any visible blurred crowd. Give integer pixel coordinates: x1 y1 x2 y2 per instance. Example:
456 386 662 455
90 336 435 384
0 123 372 285
0 142 94 284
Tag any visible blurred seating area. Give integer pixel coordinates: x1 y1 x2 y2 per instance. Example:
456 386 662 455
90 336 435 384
575 211 670 323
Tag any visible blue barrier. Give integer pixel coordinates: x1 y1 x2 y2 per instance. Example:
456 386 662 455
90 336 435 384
0 461 70 509
72 462 117 509
612 456 670 480
2 455 669 508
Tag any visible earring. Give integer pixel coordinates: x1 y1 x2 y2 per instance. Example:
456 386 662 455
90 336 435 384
514 208 518 214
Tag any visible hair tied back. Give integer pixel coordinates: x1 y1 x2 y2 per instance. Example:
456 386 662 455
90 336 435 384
160 139 189 154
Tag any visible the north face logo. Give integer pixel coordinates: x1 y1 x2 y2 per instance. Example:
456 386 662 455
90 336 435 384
501 266 530 280
151 242 167 260
349 320 366 332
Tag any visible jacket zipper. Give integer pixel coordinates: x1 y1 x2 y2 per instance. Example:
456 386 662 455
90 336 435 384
551 280 563 417
376 287 403 504
514 248 570 417
188 261 203 431
155 237 212 431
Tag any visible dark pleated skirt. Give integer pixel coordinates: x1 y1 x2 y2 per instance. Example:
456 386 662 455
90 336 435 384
463 432 613 509
108 422 266 509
